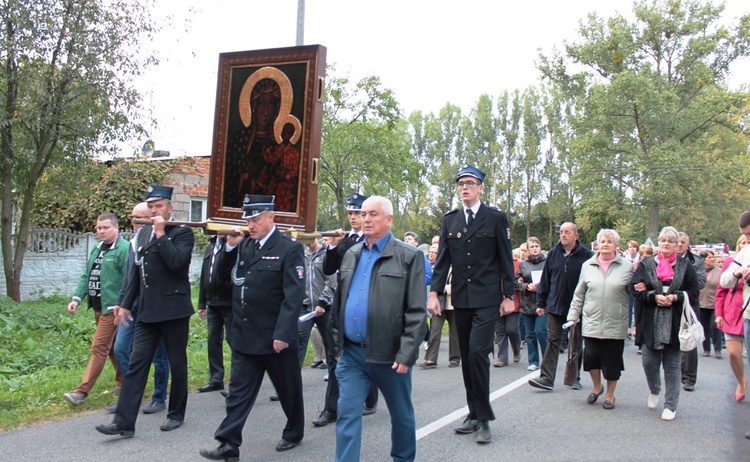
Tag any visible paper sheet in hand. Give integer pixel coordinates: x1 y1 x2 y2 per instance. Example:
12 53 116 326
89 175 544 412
298 311 316 322
531 270 543 284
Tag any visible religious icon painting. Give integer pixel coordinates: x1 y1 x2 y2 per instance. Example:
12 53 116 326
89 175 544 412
208 45 326 231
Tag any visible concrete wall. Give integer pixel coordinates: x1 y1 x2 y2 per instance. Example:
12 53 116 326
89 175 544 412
0 231 203 301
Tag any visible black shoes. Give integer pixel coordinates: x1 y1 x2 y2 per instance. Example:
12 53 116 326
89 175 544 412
142 401 166 414
454 416 480 434
310 360 326 369
199 442 239 461
312 410 337 427
95 423 134 437
475 421 491 443
529 377 554 391
275 438 299 451
269 394 280 401
198 382 224 393
220 390 229 398
362 404 377 416
160 418 184 431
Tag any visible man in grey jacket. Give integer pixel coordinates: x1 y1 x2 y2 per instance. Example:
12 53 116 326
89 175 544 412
298 237 337 368
331 196 426 462
677 232 705 392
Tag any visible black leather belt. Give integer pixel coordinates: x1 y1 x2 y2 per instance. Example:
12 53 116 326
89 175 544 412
345 339 366 349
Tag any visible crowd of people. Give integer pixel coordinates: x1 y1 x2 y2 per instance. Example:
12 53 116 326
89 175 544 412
61 170 750 461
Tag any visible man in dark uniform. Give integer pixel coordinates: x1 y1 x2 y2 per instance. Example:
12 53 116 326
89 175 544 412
313 193 379 427
429 166 515 444
197 235 233 393
96 185 195 437
200 195 305 461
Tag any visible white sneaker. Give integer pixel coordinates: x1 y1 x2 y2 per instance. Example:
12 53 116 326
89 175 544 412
647 393 659 409
527 364 539 371
661 409 676 421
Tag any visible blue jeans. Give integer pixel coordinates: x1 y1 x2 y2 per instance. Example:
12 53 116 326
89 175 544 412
336 344 416 462
521 313 547 367
114 312 170 403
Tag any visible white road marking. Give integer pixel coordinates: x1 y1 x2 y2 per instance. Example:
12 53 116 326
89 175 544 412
415 371 538 440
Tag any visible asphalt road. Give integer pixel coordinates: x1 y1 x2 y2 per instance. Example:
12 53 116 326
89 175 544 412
1 338 748 461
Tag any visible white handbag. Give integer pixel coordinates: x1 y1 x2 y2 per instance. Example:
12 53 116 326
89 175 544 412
679 293 705 352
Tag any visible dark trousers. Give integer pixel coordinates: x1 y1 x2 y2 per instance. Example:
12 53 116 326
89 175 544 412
540 312 582 384
206 304 233 385
323 311 378 412
454 305 497 421
681 307 699 387
699 308 722 353
298 307 329 368
113 317 190 430
114 310 169 403
425 309 460 364
215 348 304 448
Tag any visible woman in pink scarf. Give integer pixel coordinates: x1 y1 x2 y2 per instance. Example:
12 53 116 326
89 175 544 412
631 226 701 421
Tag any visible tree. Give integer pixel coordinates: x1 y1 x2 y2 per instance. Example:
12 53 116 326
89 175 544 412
517 87 545 239
319 68 418 229
538 0 750 238
407 103 468 238
0 0 159 300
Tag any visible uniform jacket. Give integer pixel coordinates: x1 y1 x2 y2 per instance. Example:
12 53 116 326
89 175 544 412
121 224 195 323
431 203 515 308
323 231 362 275
331 234 426 367
304 244 337 310
567 254 634 339
198 236 233 310
72 236 129 313
222 228 305 355
536 240 594 316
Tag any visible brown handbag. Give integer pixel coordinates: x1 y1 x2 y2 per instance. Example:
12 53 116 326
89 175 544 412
563 323 581 386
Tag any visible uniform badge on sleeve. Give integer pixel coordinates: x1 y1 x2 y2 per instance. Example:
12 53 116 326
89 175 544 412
296 266 305 279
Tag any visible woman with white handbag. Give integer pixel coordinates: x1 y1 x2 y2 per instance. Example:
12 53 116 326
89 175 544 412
631 226 701 421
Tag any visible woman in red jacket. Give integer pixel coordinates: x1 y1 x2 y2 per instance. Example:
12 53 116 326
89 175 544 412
715 235 749 402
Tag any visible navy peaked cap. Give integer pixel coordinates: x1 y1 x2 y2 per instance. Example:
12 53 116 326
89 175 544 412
456 165 485 183
145 185 173 202
346 193 369 211
242 194 275 219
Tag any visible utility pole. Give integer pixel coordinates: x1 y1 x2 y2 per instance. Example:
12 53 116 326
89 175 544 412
296 0 305 46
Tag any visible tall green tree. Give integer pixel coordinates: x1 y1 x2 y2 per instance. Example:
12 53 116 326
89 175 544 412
319 68 417 229
538 0 750 238
0 0 159 300
407 103 467 237
518 87 545 239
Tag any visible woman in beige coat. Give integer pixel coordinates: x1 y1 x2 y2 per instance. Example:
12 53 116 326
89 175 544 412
567 229 634 409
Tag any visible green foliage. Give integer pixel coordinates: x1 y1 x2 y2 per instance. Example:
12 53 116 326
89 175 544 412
319 66 420 230
31 158 177 231
0 288 321 430
0 0 161 300
538 0 750 238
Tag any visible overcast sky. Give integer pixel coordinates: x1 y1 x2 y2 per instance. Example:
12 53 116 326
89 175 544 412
135 0 749 157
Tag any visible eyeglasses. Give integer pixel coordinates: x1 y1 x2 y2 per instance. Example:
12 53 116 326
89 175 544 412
457 181 479 188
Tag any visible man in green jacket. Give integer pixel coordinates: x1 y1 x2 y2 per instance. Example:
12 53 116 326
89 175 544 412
63 213 130 406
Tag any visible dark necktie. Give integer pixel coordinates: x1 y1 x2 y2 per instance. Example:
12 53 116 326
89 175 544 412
349 233 359 244
254 241 261 252
467 209 474 227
